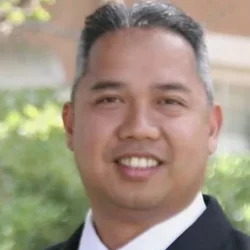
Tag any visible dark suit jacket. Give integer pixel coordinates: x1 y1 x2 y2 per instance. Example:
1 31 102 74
45 195 250 250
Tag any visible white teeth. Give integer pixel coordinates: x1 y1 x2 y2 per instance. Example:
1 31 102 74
139 158 147 168
124 158 130 166
148 158 156 166
119 157 159 169
131 157 139 167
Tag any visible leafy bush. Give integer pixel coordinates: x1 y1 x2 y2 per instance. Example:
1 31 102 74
0 90 87 250
0 0 55 35
205 156 250 233
0 89 249 250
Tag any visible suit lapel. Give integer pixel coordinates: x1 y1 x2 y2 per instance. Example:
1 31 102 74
60 196 233 250
62 224 83 250
166 195 233 250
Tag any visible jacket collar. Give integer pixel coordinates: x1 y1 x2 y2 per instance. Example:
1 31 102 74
167 195 233 250
61 223 83 250
61 195 233 250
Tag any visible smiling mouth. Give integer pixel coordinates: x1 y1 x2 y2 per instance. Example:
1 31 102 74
115 156 161 169
114 156 162 180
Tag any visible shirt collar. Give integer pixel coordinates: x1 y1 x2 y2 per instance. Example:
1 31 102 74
78 192 206 250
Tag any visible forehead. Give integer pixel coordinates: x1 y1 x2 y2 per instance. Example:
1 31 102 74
85 28 200 87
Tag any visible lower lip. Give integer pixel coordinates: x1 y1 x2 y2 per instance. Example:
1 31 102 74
116 163 161 181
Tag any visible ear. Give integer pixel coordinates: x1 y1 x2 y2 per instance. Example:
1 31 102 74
208 104 223 155
62 102 74 151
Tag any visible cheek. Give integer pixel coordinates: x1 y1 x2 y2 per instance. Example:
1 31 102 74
73 110 123 188
169 114 209 143
165 119 209 190
73 111 120 160
165 116 210 163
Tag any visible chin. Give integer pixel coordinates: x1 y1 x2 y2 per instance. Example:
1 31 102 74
113 193 165 211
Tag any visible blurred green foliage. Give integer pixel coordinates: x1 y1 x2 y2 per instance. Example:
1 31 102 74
0 0 55 34
0 89 249 250
0 0 55 22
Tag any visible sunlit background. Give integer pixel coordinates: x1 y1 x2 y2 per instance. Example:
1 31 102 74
0 1 249 249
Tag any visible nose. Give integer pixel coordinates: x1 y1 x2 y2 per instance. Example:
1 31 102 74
117 106 160 141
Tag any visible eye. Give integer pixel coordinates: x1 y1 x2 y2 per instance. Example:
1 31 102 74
95 96 124 105
158 98 184 106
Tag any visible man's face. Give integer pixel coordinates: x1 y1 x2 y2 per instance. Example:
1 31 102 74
63 28 222 213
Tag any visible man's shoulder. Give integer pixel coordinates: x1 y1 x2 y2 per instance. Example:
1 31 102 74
222 229 250 250
45 242 66 250
44 223 83 250
232 229 250 249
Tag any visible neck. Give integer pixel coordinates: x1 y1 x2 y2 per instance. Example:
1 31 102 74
92 213 154 250
90 193 200 250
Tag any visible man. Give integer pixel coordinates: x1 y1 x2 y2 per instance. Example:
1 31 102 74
46 1 250 250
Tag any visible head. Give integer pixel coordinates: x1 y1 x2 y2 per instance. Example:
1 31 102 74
63 1 222 218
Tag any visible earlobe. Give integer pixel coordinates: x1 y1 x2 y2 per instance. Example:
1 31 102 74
62 102 74 151
208 104 223 155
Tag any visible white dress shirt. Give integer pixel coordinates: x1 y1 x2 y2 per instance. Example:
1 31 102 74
78 192 206 250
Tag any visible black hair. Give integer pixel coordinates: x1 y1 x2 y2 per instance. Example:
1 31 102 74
72 1 213 105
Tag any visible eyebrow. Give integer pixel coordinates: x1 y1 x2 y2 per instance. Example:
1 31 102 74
153 83 191 93
89 80 191 93
90 81 126 91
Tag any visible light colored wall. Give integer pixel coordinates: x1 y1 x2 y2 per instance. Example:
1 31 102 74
0 40 64 89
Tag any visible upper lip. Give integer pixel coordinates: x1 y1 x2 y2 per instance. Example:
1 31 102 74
114 153 164 164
